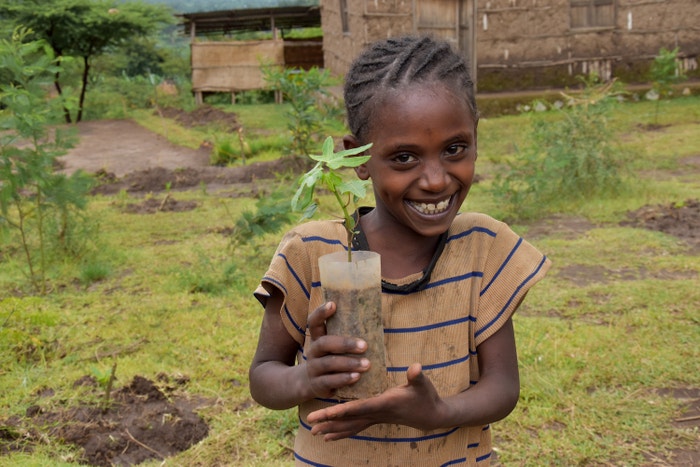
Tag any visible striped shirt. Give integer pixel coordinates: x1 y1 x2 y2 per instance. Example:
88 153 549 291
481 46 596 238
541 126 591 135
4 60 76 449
255 211 551 466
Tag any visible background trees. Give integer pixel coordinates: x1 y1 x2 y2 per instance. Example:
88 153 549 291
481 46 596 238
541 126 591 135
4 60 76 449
0 0 175 123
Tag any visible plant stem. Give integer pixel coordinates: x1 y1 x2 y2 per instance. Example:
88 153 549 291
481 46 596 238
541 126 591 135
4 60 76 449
102 361 117 412
332 189 354 262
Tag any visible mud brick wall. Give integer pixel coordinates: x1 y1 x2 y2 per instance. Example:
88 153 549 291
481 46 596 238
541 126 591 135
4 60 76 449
477 0 700 91
321 0 413 78
320 0 700 92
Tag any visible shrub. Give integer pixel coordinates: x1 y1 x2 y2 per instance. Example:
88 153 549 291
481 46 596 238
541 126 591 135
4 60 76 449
262 66 334 157
0 28 96 294
649 47 687 124
491 76 627 220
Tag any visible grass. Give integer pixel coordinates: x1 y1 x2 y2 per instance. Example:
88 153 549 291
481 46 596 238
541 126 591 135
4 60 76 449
132 101 346 164
1 94 699 466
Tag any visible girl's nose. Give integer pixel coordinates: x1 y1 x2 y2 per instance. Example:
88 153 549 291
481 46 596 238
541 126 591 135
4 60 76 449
419 160 450 192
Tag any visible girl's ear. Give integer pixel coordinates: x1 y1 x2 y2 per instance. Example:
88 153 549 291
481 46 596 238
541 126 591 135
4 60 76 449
343 135 371 180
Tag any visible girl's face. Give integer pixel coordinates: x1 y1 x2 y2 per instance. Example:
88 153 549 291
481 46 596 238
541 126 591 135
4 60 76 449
350 82 478 239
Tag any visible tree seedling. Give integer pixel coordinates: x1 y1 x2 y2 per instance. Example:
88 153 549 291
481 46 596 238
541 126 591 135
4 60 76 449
91 361 117 412
292 136 372 261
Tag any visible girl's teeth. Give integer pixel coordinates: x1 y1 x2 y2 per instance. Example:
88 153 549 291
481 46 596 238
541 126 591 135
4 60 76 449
411 198 450 214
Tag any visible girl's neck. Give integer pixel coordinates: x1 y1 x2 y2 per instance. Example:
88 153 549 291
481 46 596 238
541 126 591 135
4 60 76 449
359 210 442 279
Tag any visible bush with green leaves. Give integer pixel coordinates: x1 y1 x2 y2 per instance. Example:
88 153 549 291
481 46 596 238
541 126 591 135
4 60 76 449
262 66 336 157
491 75 627 220
228 185 297 253
0 29 96 294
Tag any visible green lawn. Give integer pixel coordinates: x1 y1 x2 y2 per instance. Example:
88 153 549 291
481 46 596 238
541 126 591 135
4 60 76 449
0 95 698 466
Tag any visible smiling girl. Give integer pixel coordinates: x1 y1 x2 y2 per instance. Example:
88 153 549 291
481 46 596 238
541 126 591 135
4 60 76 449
249 35 551 466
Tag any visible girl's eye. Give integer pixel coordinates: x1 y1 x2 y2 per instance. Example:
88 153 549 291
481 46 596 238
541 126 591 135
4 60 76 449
393 153 416 164
445 144 468 157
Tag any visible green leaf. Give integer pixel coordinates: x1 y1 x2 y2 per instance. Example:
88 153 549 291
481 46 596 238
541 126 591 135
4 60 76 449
323 171 343 193
308 137 372 169
332 153 371 168
338 179 370 200
332 143 373 160
299 202 318 221
291 163 322 211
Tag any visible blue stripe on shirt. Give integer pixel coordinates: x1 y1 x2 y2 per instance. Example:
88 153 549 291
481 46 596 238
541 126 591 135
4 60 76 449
301 235 347 249
480 237 522 297
294 452 332 467
262 274 306 336
441 458 467 466
384 315 475 333
388 352 471 372
283 303 305 336
278 253 310 299
299 416 459 442
425 272 483 291
447 226 497 243
476 254 548 338
383 271 483 296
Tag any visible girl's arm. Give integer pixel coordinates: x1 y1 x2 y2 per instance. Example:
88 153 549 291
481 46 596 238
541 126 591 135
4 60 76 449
434 316 520 427
306 317 520 440
249 289 371 410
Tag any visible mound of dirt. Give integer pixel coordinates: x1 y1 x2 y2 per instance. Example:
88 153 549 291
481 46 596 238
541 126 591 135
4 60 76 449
90 157 310 195
122 195 199 214
158 105 241 132
1 375 211 466
621 199 700 252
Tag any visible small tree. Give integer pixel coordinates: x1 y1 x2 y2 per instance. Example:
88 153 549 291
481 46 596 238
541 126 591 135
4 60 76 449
292 136 372 261
0 28 94 294
0 0 175 123
263 66 334 157
649 47 686 125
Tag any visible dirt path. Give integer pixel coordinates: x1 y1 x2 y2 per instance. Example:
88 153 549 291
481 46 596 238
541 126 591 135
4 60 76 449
59 118 306 196
58 119 211 178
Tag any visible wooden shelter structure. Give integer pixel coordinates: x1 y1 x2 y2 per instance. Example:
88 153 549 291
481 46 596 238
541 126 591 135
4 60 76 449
175 1 322 104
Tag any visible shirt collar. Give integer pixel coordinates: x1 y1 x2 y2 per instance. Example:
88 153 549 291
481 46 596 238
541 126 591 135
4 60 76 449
351 207 448 293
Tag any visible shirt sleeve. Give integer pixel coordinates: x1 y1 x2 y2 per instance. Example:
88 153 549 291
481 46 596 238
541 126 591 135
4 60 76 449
254 229 314 345
474 221 551 346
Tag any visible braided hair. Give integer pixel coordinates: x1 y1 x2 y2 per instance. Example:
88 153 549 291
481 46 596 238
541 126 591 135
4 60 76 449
343 35 478 142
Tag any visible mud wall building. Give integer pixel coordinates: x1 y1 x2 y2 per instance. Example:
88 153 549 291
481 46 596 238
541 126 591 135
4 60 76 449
320 0 700 92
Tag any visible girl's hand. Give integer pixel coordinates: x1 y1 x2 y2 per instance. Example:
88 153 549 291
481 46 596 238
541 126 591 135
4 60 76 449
304 302 371 399
306 363 447 440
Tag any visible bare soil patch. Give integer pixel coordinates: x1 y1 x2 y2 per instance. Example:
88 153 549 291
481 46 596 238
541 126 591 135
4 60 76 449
90 158 306 196
621 198 700 253
648 388 700 466
157 105 241 133
526 214 598 240
57 120 211 178
1 375 211 466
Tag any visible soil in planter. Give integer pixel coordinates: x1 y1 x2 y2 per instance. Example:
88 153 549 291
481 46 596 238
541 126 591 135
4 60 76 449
324 285 388 400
